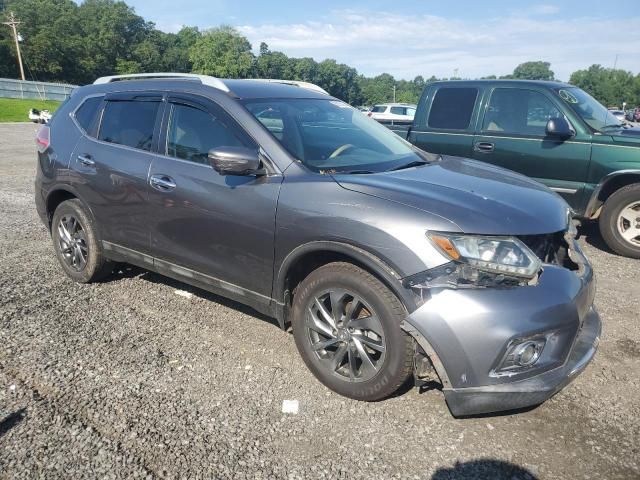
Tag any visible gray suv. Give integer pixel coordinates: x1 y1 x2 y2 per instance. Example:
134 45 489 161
35 73 600 416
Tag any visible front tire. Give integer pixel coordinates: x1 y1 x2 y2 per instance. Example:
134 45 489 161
291 262 413 401
51 199 112 283
599 183 640 258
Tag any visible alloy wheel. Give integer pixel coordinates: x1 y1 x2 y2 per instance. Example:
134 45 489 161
617 201 640 246
57 215 88 271
305 289 386 382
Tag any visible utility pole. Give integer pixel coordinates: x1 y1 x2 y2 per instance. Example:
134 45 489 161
3 11 25 80
392 85 396 103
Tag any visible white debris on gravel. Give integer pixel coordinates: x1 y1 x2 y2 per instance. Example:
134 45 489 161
281 400 299 414
174 289 193 299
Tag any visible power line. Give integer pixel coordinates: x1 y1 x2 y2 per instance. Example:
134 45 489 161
2 11 26 80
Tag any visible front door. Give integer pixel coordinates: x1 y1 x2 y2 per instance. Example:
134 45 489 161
472 87 591 210
147 94 282 303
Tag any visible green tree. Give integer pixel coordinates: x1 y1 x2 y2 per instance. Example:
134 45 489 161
507 61 555 81
570 65 638 108
255 43 295 79
189 26 254 78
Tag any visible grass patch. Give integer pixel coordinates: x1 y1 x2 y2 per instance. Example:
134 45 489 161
0 98 62 123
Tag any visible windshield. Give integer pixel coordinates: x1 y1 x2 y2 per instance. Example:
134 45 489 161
243 98 431 173
554 87 622 132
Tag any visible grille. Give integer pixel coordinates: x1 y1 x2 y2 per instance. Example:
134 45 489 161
518 231 579 270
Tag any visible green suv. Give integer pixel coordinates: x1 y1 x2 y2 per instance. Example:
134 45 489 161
391 80 640 258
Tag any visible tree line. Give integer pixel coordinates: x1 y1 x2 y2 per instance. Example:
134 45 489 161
2 0 639 108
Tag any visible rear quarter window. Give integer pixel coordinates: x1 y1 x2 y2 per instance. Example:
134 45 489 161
73 96 103 134
428 87 478 130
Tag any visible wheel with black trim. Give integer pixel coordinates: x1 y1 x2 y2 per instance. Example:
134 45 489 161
291 262 413 401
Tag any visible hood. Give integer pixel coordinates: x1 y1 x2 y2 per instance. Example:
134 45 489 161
610 126 640 145
332 156 570 236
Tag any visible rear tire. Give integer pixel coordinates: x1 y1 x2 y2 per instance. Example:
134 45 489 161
599 183 640 259
291 262 413 401
51 199 113 283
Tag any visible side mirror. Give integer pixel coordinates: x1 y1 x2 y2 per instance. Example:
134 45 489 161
208 146 262 176
545 117 574 139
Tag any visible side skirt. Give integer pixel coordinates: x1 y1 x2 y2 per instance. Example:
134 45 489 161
102 241 276 320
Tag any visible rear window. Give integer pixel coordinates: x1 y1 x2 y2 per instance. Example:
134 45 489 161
98 100 160 151
428 87 478 130
371 105 387 113
74 96 102 133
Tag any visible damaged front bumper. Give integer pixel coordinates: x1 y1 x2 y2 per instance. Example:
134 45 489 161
403 240 600 417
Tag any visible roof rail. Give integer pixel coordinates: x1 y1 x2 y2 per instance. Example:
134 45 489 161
251 79 329 95
93 73 230 92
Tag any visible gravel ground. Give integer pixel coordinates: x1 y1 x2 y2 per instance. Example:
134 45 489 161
1 123 638 479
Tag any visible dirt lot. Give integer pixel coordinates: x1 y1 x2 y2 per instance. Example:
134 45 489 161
1 123 638 479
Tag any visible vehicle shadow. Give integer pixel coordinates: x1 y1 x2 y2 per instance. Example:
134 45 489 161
579 220 616 255
107 264 282 330
0 408 27 439
431 459 538 479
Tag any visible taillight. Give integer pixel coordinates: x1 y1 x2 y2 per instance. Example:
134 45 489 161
36 125 50 153
367 112 372 117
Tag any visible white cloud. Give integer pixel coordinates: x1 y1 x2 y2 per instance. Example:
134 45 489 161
237 10 640 80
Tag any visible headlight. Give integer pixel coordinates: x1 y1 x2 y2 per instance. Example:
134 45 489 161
427 232 542 279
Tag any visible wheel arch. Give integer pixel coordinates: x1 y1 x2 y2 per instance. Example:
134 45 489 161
45 186 98 233
585 170 640 218
274 241 418 329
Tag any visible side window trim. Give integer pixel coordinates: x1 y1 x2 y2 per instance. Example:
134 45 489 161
69 93 105 136
479 87 571 139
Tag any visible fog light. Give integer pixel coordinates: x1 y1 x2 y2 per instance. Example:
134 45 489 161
514 341 542 366
492 337 546 376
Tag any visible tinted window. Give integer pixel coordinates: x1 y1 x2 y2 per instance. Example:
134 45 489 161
75 96 102 133
428 87 478 130
166 103 252 164
371 105 387 113
390 106 405 115
99 100 159 151
483 88 561 136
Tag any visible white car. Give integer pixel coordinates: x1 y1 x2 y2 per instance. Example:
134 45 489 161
368 103 416 123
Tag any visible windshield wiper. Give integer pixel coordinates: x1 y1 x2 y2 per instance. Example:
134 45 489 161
343 169 375 174
387 160 430 172
600 124 623 130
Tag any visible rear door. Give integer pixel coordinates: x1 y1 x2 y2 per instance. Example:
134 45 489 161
472 87 591 209
408 85 481 158
147 93 282 302
70 92 163 255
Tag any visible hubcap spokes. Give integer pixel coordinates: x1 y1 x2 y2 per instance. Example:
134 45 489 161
58 215 88 271
617 202 640 246
306 290 386 382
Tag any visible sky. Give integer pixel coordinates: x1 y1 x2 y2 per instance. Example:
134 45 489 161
119 0 640 81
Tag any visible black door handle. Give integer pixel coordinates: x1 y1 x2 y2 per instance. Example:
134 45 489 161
474 142 495 153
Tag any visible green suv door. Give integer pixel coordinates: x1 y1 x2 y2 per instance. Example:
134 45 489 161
471 86 591 211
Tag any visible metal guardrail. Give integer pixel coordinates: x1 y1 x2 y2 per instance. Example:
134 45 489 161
0 77 77 101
